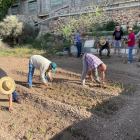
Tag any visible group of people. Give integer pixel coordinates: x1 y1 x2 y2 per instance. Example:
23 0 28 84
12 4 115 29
0 53 107 111
0 26 138 112
76 26 137 63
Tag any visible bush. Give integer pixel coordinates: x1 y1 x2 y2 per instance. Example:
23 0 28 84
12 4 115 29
92 20 119 31
19 22 39 44
0 15 23 43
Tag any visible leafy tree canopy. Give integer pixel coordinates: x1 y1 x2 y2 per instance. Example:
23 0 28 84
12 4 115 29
0 0 16 21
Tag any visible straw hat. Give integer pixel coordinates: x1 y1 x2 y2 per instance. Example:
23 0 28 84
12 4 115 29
128 28 133 31
0 77 15 95
100 40 106 46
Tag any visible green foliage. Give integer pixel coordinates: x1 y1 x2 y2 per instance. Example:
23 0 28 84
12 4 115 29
0 15 23 39
0 0 16 21
91 20 119 31
61 6 106 37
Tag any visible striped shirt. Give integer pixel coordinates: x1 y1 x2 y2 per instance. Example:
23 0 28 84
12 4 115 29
86 53 103 70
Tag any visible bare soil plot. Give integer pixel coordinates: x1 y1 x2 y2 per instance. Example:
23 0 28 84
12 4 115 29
0 56 139 140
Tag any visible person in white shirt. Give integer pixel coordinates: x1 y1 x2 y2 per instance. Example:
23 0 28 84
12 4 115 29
28 55 57 88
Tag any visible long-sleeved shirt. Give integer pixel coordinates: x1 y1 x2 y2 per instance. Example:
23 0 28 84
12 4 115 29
135 31 140 41
29 55 51 83
76 33 82 42
86 53 103 71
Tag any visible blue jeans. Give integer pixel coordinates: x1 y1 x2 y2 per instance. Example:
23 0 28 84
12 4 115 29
12 91 17 99
76 42 81 58
28 63 48 87
114 40 121 47
128 45 135 63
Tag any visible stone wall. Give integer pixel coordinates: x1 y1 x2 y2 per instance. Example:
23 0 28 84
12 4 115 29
48 5 140 33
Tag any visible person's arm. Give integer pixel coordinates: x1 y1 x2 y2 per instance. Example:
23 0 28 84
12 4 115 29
121 35 124 41
8 94 13 111
87 69 94 81
40 68 48 86
46 71 53 81
101 71 105 86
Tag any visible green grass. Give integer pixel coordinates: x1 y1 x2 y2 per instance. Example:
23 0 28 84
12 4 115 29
0 47 44 58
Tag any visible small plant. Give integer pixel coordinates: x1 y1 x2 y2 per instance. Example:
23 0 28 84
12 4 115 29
72 98 74 104
14 121 20 128
93 105 96 111
34 104 36 110
39 126 45 133
28 130 33 140
122 83 124 89
82 101 84 108
56 117 59 125
46 90 48 96
70 127 75 139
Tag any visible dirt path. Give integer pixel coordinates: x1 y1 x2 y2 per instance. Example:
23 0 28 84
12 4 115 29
0 55 140 140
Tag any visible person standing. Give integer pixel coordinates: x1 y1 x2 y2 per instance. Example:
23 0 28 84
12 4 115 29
28 55 57 88
76 31 82 58
0 68 22 111
127 28 135 63
96 39 111 59
112 26 124 54
81 53 107 87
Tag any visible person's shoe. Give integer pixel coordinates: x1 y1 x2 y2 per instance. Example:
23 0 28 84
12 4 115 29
14 98 23 104
100 56 102 59
138 59 140 62
28 86 32 89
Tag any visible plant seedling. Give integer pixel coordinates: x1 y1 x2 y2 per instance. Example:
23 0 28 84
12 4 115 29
122 83 124 89
129 85 133 90
28 130 33 140
71 127 75 139
56 117 59 125
82 101 84 108
72 98 74 104
39 126 45 132
34 104 36 110
93 105 96 111
14 121 20 128
46 90 48 96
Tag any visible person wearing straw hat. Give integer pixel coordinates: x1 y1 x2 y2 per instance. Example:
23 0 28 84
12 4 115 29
97 39 111 59
81 53 107 87
126 28 135 63
0 68 23 111
28 55 57 88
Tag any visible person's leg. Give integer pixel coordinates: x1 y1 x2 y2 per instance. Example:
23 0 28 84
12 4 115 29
106 46 110 56
99 46 104 59
79 43 82 57
76 43 80 58
28 63 34 87
91 68 100 83
128 46 134 63
12 91 23 104
118 40 121 54
45 73 48 82
81 54 88 85
114 40 117 54
12 91 18 99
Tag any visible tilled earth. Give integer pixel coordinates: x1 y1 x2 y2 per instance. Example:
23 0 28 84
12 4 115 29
0 55 140 140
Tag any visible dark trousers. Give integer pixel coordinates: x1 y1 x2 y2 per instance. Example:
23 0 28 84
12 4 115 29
76 42 81 58
99 46 110 56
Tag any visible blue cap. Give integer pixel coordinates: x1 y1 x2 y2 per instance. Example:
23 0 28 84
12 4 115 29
50 62 57 72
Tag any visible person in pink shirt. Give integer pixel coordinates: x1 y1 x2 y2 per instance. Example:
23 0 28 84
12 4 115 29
127 28 135 63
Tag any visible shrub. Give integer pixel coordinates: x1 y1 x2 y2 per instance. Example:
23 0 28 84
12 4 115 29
19 22 39 44
0 15 23 43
